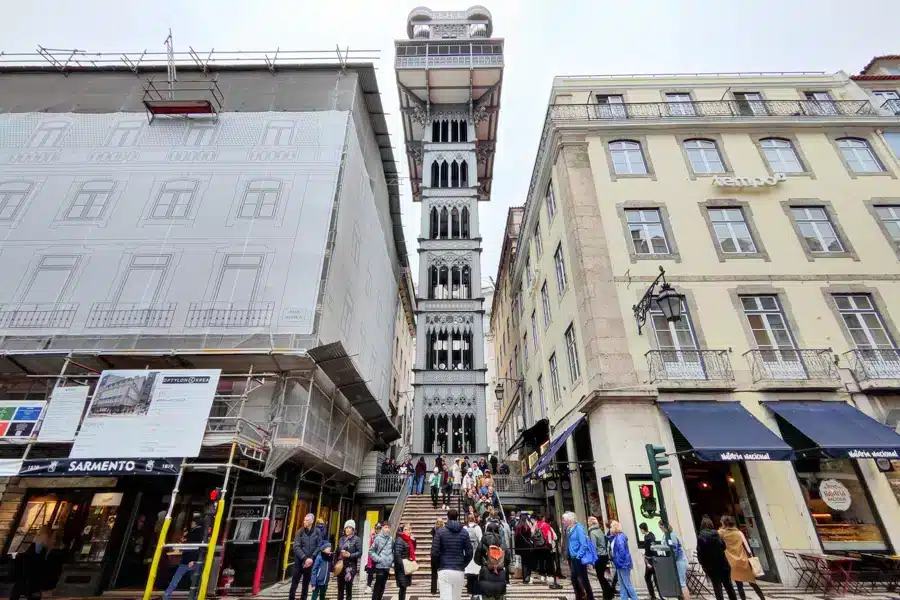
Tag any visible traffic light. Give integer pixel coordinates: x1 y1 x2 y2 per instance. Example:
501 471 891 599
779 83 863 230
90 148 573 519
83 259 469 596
639 483 657 518
645 443 671 482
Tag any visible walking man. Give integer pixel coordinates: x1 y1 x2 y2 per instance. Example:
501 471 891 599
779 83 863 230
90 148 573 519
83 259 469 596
639 523 660 600
431 509 473 600
563 512 596 600
162 515 203 600
289 514 323 600
370 522 394 600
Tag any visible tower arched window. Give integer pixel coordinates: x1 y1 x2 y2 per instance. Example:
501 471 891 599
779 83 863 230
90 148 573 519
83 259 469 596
430 207 439 239
439 207 449 238
461 265 471 298
460 160 469 187
461 207 470 239
432 121 441 143
451 161 460 188
430 161 440 187
441 120 449 143
440 160 449 188
428 266 438 298
460 121 468 142
451 207 460 239
451 267 462 298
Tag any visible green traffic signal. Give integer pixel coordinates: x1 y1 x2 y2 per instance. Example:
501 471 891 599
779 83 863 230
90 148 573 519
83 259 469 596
645 443 672 481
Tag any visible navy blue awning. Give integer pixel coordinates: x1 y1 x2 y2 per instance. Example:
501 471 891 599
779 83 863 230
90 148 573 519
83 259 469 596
764 401 900 460
525 415 585 482
660 402 794 461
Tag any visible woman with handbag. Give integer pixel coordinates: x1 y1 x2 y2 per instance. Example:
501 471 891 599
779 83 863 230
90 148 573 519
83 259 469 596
336 520 362 600
393 524 417 600
719 516 765 600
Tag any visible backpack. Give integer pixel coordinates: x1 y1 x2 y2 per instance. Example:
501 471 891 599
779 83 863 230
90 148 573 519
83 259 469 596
486 544 504 571
531 526 546 548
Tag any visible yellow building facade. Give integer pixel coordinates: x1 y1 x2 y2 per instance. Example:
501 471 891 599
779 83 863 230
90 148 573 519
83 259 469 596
492 61 900 584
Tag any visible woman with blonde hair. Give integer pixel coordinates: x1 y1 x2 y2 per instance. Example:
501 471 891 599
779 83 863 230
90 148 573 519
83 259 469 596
609 520 637 600
719 516 764 600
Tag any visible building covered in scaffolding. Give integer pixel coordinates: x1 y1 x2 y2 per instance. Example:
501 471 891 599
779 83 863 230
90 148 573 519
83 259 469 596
0 44 414 597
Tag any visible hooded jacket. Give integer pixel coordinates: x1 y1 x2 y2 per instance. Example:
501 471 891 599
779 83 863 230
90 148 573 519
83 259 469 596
431 520 473 572
696 528 730 577
311 547 333 587
294 526 324 564
415 459 427 477
611 532 632 570
567 522 592 563
370 531 394 570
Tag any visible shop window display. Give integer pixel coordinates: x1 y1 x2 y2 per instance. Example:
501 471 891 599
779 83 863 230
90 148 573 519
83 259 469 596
795 458 887 551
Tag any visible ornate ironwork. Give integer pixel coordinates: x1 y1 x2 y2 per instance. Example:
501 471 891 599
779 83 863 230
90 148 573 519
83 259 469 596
881 99 900 116
632 266 677 335
845 348 900 382
87 302 177 328
744 348 839 383
646 349 734 383
185 301 274 328
0 303 78 329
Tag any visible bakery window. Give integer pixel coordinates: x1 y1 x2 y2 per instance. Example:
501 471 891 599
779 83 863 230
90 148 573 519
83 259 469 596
795 458 887 551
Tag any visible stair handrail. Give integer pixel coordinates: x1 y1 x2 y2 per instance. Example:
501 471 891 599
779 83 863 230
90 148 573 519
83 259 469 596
387 475 410 538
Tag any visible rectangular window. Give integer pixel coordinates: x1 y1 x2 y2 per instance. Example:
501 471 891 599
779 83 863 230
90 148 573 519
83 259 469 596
804 91 837 115
546 183 557 221
549 353 562 406
514 346 519 378
791 207 844 253
596 94 626 118
523 333 529 364
22 256 79 303
741 295 805 377
107 121 143 147
650 298 704 379
684 139 726 174
65 181 115 220
759 138 804 173
625 208 670 255
734 92 767 116
708 208 756 253
185 123 216 146
541 281 551 329
609 141 648 175
534 223 543 258
0 181 33 221
116 255 171 304
837 138 885 173
666 92 695 116
29 122 68 148
239 180 282 219
263 121 294 146
341 296 353 337
537 375 547 419
875 206 900 250
525 254 533 288
215 254 263 303
151 180 198 219
565 323 581 382
531 310 539 345
554 244 567 295
834 295 895 349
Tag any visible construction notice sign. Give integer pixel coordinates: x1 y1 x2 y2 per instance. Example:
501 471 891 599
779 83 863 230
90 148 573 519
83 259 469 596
71 369 221 459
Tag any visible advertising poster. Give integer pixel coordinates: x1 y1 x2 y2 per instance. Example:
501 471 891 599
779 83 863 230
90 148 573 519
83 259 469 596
0 401 46 439
38 386 90 442
71 369 221 459
627 477 665 542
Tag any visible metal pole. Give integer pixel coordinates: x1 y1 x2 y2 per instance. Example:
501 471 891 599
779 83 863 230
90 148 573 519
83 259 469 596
143 460 186 600
281 483 300 580
252 477 277 594
197 443 237 600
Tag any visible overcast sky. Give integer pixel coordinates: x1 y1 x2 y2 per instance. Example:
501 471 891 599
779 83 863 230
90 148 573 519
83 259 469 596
2 0 898 286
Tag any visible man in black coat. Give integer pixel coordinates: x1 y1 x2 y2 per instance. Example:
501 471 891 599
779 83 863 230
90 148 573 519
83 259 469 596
162 515 204 600
289 514 323 600
431 509 472 600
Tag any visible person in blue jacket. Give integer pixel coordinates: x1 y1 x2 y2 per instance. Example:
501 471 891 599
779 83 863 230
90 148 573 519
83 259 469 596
310 542 334 600
610 521 638 600
563 512 596 600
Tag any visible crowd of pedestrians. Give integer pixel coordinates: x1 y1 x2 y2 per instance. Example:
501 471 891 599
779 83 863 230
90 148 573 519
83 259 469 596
380 455 511 496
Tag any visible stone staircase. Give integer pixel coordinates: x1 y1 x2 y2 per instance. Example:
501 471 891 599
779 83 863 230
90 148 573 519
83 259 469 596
398 489 446 574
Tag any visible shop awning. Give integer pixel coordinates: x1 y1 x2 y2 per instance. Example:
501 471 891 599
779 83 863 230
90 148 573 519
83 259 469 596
764 401 900 460
660 402 794 461
525 415 584 482
508 418 549 454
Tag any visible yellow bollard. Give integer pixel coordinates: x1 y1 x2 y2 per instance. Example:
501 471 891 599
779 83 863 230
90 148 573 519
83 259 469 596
142 517 172 600
282 490 299 579
196 498 226 600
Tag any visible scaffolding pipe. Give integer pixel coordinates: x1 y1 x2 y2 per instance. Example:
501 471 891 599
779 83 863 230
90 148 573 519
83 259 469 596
197 442 237 600
252 477 278 594
281 484 300 580
143 460 186 600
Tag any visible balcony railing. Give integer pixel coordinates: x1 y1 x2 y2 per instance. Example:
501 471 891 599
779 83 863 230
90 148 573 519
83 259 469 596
86 302 177 328
185 301 274 328
554 99 875 123
845 348 900 383
0 303 78 329
882 99 900 116
647 349 734 383
744 348 839 384
395 54 503 69
356 473 543 497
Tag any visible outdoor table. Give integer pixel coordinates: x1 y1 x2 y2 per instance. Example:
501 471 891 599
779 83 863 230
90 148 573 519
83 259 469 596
799 553 860 596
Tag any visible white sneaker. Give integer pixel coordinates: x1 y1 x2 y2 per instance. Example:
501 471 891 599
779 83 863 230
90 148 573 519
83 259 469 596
366 586 372 594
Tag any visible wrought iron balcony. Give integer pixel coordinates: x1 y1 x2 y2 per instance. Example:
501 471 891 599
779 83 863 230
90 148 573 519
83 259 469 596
552 99 875 123
86 302 176 328
744 348 840 387
844 348 900 386
881 99 900 115
185 301 274 328
0 303 78 329
395 54 503 69
647 349 734 386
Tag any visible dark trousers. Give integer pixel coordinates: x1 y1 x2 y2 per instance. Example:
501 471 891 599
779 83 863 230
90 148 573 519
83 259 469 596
431 485 439 508
594 556 615 599
520 552 532 582
571 560 596 600
288 564 312 600
442 485 451 506
337 576 354 600
431 564 439 594
396 584 407 600
371 568 389 600
644 563 660 600
708 571 738 600
736 581 765 600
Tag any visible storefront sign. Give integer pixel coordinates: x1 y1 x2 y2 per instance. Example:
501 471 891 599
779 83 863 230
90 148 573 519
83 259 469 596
0 401 46 439
713 173 786 188
846 449 900 459
71 369 220 459
19 457 180 477
232 505 266 519
719 451 774 461
819 478 852 511
38 386 90 442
